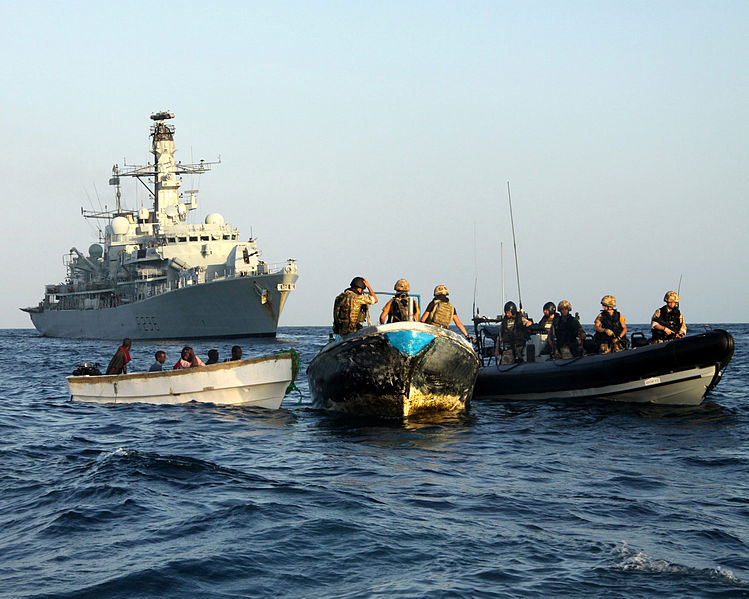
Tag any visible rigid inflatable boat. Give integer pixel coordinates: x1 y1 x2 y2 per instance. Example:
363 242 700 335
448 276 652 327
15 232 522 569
307 321 480 417
473 328 734 406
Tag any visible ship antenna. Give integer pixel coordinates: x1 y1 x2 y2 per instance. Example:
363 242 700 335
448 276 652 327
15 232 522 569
501 241 505 309
677 274 683 296
472 221 477 317
507 181 523 311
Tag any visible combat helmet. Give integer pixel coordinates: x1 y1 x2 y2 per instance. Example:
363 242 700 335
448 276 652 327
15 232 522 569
557 300 572 311
543 301 556 314
664 290 679 303
433 285 449 296
504 301 518 315
601 295 617 308
394 278 410 292
350 276 366 289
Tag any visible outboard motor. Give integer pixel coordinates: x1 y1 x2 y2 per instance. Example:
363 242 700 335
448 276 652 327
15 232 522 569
72 362 101 376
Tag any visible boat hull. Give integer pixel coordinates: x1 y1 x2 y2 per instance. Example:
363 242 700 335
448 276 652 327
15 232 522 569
474 329 734 406
67 352 294 408
30 272 297 340
307 322 480 418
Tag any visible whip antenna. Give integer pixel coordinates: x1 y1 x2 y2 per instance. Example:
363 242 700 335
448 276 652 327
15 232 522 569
507 181 523 310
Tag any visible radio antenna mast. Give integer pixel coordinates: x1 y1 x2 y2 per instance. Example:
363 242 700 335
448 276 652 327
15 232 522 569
507 181 523 310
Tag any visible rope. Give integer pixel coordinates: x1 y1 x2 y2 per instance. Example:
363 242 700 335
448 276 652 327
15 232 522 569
275 348 303 403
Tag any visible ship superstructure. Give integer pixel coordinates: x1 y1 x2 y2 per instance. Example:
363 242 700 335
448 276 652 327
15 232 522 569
22 112 298 340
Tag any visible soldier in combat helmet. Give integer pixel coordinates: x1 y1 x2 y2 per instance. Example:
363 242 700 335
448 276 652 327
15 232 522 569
420 285 470 338
549 300 586 359
593 295 628 353
333 276 378 336
380 278 420 324
650 290 686 343
494 301 532 364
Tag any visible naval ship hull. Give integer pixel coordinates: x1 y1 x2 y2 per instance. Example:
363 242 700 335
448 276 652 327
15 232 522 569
29 271 297 340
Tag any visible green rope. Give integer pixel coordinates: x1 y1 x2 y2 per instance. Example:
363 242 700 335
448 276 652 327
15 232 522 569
276 348 303 403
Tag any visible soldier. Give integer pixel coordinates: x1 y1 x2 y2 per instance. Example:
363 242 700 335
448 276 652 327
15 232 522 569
651 291 686 343
494 301 532 364
593 295 628 353
333 276 378 336
420 285 469 337
380 278 420 324
549 300 586 359
538 301 557 333
537 301 557 356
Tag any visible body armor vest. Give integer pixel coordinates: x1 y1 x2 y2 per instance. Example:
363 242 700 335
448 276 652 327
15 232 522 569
553 315 580 346
652 305 682 341
428 299 454 328
598 310 624 337
333 289 367 335
501 315 527 346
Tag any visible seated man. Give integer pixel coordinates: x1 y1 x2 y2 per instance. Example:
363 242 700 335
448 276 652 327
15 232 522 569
593 295 628 354
149 350 166 371
549 301 586 359
206 349 220 364
225 345 243 361
650 291 686 343
173 346 205 369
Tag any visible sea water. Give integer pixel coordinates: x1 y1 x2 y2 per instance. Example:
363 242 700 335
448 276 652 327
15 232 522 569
0 325 747 598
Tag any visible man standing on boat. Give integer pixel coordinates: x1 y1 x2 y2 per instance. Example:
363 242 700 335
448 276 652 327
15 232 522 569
494 301 532 364
333 277 378 336
421 285 470 338
105 338 132 375
650 291 686 343
594 295 628 353
549 301 586 359
380 279 420 324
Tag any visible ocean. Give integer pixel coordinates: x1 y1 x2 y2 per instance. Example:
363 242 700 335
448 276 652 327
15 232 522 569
0 324 747 598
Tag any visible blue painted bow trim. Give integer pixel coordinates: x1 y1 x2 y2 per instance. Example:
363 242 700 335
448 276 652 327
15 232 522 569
384 330 435 357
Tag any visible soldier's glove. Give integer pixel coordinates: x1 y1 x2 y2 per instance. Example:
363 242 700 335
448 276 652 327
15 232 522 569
606 329 614 337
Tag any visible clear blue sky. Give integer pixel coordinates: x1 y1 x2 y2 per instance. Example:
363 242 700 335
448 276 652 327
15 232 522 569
2 1 747 327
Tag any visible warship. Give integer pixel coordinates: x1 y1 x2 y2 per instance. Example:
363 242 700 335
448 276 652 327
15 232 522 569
22 111 298 340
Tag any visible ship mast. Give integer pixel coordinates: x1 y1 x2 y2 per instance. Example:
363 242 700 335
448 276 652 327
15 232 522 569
81 111 219 225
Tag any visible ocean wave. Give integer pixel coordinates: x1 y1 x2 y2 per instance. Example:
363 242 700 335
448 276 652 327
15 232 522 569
612 541 743 586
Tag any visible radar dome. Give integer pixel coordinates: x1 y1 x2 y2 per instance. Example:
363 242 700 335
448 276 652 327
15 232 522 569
205 213 225 225
88 244 103 258
111 216 129 236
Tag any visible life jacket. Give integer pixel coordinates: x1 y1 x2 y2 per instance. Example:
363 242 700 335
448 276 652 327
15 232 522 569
597 310 624 337
652 305 682 341
333 288 367 335
552 315 580 347
427 297 454 328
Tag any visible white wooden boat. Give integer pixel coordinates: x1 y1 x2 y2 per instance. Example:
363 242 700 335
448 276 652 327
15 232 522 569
67 351 297 408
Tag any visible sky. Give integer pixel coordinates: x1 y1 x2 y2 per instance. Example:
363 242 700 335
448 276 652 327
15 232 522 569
1 1 747 329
